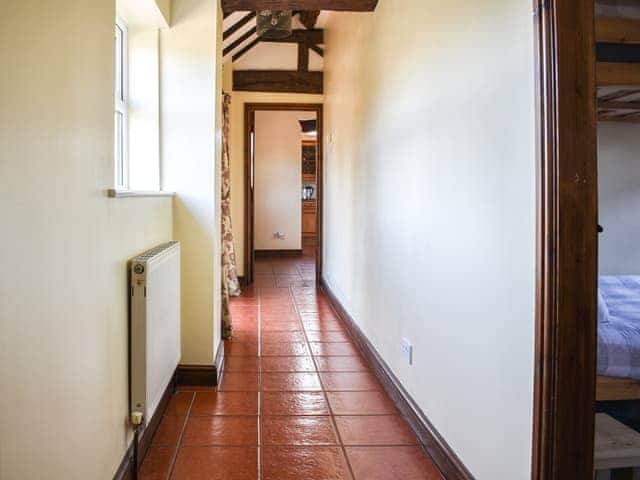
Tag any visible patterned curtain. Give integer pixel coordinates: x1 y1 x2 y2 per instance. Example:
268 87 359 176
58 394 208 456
221 92 240 339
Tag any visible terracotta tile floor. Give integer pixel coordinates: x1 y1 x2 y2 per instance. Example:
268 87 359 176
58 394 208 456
141 253 442 480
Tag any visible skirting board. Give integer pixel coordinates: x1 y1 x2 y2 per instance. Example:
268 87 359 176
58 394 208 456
176 365 217 385
319 278 475 480
176 342 224 386
113 371 176 480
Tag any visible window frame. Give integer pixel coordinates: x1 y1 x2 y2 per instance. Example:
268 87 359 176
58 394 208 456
114 16 129 190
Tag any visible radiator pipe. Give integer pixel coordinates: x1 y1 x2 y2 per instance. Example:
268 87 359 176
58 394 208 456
131 412 144 480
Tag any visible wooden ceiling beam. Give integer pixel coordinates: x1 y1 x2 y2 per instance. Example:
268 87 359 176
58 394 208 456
264 28 323 44
298 10 320 29
309 44 324 57
298 43 309 71
222 0 378 13
234 70 323 94
223 12 256 40
223 27 256 57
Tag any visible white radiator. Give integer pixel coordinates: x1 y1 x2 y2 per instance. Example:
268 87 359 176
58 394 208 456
130 241 181 426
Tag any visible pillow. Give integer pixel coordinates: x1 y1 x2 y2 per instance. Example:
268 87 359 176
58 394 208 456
598 289 610 325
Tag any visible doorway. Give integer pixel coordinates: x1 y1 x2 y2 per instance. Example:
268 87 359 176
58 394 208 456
243 103 324 287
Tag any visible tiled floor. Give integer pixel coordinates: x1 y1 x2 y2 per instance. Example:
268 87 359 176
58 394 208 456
140 253 442 480
252 249 317 288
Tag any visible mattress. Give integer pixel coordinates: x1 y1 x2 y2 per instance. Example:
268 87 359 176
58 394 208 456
598 276 640 381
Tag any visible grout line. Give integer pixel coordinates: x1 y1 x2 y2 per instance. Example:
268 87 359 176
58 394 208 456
166 392 196 480
288 285 358 480
257 286 262 480
257 287 262 358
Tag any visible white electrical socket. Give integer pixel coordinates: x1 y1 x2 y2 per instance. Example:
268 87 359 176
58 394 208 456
273 232 286 240
401 338 413 365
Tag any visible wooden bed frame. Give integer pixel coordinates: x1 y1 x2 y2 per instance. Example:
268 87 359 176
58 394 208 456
596 17 640 123
597 375 640 401
594 17 640 402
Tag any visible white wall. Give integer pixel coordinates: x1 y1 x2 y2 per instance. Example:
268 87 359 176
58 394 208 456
117 0 170 28
322 1 536 478
254 111 315 250
598 122 640 274
161 0 221 365
155 0 171 25
0 1 173 478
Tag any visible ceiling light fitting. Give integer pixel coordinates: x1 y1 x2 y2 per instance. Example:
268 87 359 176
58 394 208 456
256 10 292 39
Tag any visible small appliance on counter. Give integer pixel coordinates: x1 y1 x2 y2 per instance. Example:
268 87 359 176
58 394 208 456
302 185 315 200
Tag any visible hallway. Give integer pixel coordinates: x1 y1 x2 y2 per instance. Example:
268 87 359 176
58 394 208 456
140 254 442 479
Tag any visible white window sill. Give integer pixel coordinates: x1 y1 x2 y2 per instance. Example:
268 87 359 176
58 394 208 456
108 189 175 198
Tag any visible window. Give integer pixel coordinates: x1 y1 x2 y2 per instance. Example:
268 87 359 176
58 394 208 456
114 17 128 189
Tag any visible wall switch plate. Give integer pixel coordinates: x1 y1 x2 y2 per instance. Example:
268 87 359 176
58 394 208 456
401 338 413 365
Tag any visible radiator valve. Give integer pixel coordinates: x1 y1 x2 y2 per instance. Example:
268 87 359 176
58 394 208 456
131 411 144 427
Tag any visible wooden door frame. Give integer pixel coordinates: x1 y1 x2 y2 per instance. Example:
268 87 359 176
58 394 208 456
243 103 324 285
532 0 598 479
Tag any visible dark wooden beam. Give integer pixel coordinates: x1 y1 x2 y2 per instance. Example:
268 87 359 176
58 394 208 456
223 0 378 12
298 43 309 71
234 70 323 94
309 44 324 57
233 38 261 62
263 29 323 45
298 10 320 29
223 27 256 57
223 12 256 40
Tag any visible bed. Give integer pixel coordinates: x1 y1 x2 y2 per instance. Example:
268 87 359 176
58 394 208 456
598 276 640 401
